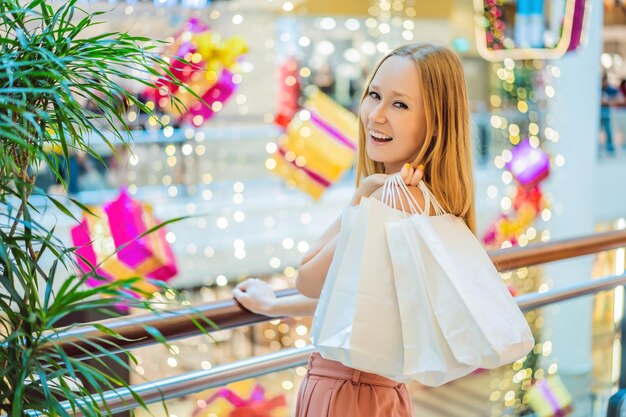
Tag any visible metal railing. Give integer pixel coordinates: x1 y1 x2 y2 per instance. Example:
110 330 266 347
22 229 626 416
49 229 626 359
45 347 315 416
45 272 626 416
47 289 298 360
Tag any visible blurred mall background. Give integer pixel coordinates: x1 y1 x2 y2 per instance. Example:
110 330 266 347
27 0 626 416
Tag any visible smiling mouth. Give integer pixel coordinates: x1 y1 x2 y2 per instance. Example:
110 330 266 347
369 131 393 143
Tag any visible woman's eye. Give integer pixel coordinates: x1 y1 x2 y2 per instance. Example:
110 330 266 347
394 102 408 109
368 91 380 99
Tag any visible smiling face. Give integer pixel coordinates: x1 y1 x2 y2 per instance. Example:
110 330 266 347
355 43 476 233
359 55 428 174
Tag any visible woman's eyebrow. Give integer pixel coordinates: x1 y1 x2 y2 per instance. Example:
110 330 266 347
369 84 411 99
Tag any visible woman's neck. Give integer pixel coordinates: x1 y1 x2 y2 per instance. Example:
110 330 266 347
384 163 403 174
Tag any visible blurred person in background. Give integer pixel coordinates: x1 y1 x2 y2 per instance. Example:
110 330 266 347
601 74 619 155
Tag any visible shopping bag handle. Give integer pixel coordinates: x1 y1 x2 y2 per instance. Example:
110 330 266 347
381 174 445 216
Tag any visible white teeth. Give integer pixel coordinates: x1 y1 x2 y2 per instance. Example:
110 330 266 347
369 130 392 140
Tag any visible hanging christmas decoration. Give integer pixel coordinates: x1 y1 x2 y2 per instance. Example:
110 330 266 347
474 0 591 61
143 17 248 126
506 138 550 187
525 375 574 417
482 57 565 416
192 381 287 417
483 184 548 247
274 56 301 129
483 135 550 247
482 0 507 51
71 188 178 294
268 86 358 200
567 0 588 51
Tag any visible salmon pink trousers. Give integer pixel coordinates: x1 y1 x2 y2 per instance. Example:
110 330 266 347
295 352 415 417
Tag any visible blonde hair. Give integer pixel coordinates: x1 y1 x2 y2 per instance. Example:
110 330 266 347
355 43 476 234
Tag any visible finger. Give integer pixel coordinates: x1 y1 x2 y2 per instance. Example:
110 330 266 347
233 290 252 311
404 169 414 185
401 164 413 182
409 164 425 186
409 168 423 186
400 163 409 180
236 280 251 291
405 169 415 184
233 288 248 300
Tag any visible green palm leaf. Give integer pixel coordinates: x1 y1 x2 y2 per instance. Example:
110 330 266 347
0 0 211 415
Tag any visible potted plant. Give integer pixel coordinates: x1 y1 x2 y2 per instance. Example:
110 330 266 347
0 0 199 414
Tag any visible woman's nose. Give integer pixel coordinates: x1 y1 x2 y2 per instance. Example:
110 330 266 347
368 103 386 124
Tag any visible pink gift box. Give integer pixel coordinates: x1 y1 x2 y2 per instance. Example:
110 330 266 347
71 189 178 284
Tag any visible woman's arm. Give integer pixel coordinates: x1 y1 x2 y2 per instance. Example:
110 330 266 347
296 211 343 298
299 214 342 265
296 234 339 298
296 165 424 298
233 278 317 317
296 174 387 298
296 191 358 298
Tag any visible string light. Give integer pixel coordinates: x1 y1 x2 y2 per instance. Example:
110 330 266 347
485 56 565 414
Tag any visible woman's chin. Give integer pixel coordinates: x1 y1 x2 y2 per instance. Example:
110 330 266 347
365 153 385 165
365 145 386 162
366 148 408 173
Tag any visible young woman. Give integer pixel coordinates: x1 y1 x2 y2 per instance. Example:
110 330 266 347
233 42 475 417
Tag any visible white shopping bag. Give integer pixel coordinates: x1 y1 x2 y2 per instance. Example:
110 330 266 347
311 197 407 378
311 174 534 386
386 222 477 386
312 178 474 383
309 205 359 366
348 196 406 376
384 175 534 371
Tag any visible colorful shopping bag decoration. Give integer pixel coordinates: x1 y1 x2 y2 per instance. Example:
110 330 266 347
525 375 573 417
269 86 358 200
70 188 178 293
143 17 248 126
505 138 550 188
192 381 287 417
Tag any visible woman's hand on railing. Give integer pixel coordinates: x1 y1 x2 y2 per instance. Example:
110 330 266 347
233 278 279 316
233 278 318 317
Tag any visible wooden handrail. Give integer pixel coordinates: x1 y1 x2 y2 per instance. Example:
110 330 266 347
51 229 626 359
36 271 626 417
489 229 626 271
47 288 297 359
